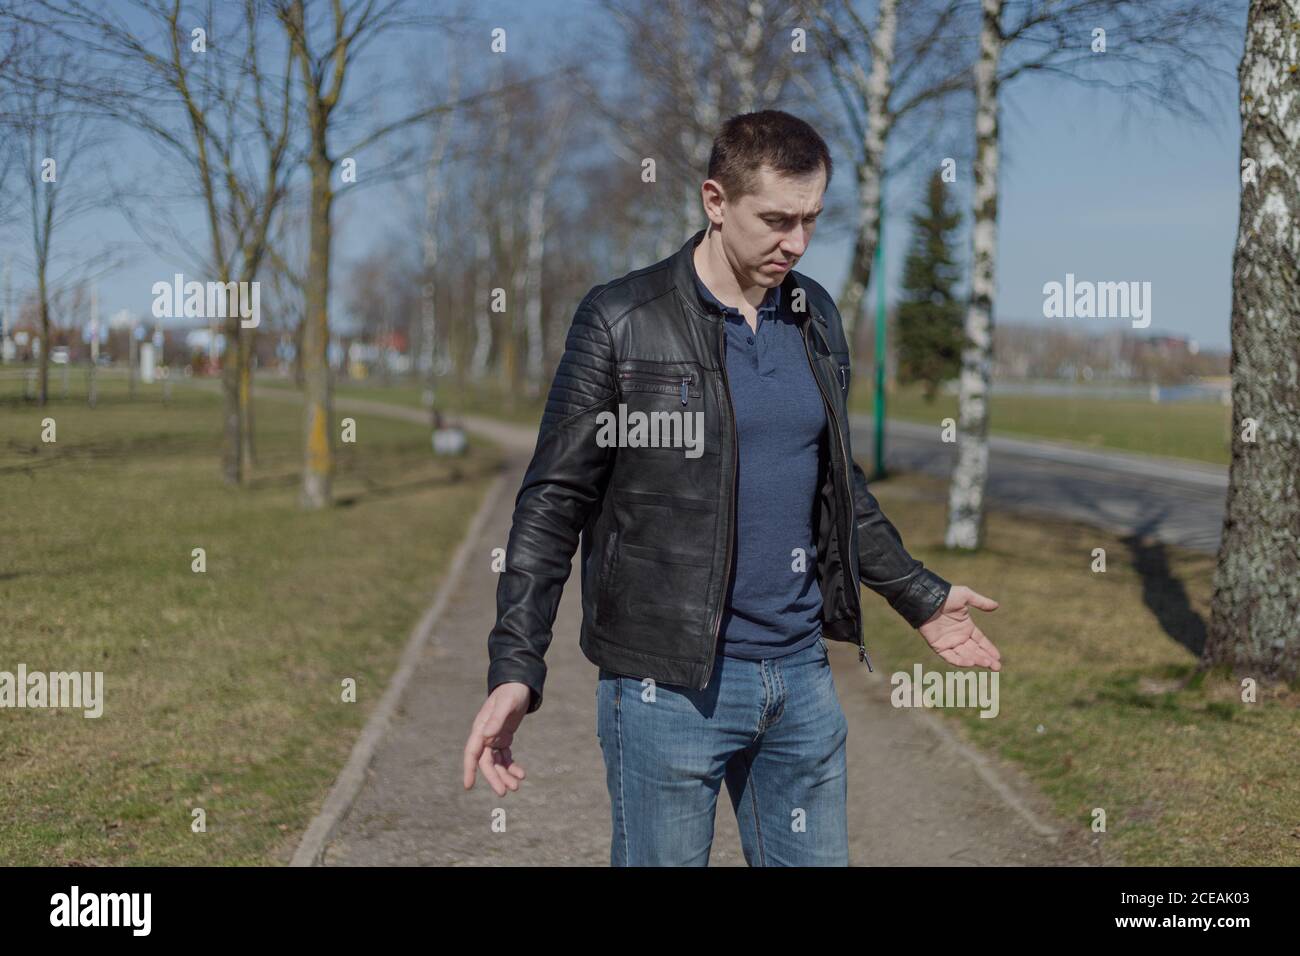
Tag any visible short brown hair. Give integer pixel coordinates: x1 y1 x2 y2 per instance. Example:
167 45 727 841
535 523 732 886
707 110 833 201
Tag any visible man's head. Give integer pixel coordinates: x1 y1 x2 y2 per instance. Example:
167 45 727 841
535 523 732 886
700 110 832 291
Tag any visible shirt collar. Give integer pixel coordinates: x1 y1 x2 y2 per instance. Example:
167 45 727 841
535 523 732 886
692 264 781 320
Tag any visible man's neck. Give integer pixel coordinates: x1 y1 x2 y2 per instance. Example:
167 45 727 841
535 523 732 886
693 228 771 314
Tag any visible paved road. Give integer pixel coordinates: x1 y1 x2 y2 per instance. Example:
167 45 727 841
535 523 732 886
854 417 1228 555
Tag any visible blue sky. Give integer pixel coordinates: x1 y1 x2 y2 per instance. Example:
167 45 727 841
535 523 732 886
2 0 1246 351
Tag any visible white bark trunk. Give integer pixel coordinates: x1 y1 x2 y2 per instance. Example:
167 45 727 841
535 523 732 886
421 69 457 418
839 0 895 344
1207 0 1300 680
469 227 492 382
944 0 1002 550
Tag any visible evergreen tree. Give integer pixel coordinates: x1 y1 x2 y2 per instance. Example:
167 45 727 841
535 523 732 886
896 170 963 403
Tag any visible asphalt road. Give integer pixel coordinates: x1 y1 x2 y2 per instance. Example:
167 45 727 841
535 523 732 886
854 417 1228 556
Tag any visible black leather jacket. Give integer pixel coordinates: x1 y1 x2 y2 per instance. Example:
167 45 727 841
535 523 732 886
487 228 951 713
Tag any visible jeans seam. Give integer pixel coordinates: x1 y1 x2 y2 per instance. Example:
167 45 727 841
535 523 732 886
743 748 767 866
770 660 786 728
613 677 628 866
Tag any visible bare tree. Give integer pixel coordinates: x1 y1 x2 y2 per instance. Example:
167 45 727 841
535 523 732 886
21 0 299 481
943 0 1235 550
272 0 542 507
1206 0 1300 683
593 0 807 259
8 26 114 406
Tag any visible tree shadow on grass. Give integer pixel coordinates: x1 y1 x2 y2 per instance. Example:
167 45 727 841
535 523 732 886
1119 515 1207 657
335 457 505 508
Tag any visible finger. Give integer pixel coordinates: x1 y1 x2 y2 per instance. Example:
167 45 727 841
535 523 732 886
462 732 485 789
966 589 999 612
943 642 977 668
492 748 521 792
478 747 507 797
500 747 526 780
971 627 1002 665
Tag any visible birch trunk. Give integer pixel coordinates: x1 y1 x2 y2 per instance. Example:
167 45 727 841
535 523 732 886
470 227 491 381
944 0 1002 550
1206 0 1300 681
837 0 895 354
523 181 547 396
422 76 456 429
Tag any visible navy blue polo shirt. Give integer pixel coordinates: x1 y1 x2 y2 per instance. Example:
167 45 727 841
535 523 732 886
693 265 828 660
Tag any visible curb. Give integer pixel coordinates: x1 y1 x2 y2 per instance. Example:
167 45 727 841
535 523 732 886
289 467 510 866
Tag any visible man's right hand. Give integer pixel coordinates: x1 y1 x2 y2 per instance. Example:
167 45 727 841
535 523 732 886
462 682 532 796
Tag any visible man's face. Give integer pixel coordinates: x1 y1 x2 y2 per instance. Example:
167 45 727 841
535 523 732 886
715 164 826 288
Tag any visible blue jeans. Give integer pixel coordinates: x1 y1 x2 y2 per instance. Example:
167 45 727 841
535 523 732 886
596 635 849 866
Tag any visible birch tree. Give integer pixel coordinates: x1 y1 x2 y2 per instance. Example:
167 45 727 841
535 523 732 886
419 58 457 428
812 0 971 354
521 93 576 397
944 0 1003 550
1205 0 1300 683
943 0 1234 550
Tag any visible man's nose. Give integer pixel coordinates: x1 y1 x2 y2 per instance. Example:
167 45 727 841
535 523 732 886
782 228 810 257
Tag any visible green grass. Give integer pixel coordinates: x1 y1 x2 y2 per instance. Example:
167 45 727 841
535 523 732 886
258 373 548 428
857 470 1298 866
852 383 1232 465
0 375 504 864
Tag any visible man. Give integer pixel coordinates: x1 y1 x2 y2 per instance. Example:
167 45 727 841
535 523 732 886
463 110 1001 866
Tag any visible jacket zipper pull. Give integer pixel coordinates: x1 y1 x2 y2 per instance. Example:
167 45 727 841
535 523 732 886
859 643 874 672
680 377 689 405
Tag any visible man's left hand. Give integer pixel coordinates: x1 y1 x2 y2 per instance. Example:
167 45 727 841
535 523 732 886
917 585 1002 670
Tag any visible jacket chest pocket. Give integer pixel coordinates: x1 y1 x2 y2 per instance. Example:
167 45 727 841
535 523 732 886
617 362 703 406
834 356 851 395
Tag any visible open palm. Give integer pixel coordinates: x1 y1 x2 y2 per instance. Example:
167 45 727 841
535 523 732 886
917 585 1002 670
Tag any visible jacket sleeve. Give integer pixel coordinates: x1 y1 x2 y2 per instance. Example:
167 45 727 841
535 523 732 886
486 297 618 714
850 457 952 628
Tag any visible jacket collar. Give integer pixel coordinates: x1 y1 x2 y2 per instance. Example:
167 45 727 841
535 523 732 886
671 227 813 327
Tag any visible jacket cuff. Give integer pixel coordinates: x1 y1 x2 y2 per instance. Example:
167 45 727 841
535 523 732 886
487 661 545 714
892 568 952 629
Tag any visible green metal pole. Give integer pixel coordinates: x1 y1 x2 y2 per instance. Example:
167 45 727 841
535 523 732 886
872 213 887 480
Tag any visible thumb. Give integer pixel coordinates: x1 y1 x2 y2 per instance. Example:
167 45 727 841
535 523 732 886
965 589 999 612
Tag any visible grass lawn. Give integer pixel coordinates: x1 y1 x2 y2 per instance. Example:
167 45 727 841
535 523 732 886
852 383 1232 466
0 375 504 864
258 372 549 428
858 470 1297 866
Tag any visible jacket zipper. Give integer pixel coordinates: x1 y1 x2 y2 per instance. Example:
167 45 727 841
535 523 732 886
802 314 871 671
618 369 694 406
700 319 736 689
